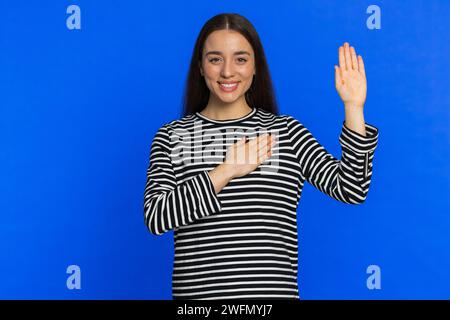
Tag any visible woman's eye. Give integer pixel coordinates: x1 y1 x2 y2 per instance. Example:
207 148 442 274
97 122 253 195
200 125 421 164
208 58 247 63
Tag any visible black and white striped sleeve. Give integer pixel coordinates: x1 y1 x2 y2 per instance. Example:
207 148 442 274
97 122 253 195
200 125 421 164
143 125 222 235
287 116 379 204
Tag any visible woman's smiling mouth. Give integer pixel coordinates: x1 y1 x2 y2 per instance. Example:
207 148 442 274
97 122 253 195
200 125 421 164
218 81 239 92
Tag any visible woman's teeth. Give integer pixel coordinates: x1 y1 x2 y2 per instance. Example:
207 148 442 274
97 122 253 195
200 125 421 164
219 82 239 92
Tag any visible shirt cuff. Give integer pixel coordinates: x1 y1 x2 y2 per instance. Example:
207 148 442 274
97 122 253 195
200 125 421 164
339 120 379 154
200 170 222 214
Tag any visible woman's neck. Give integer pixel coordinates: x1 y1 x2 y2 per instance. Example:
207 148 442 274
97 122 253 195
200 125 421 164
200 100 253 121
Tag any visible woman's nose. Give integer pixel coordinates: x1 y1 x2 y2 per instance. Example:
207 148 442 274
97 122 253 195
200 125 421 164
220 60 235 77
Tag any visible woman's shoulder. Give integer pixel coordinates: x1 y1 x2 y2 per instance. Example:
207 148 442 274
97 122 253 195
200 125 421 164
256 107 297 120
156 113 197 133
257 108 304 128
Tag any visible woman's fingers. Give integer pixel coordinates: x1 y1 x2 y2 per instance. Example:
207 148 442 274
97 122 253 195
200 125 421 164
338 46 346 70
252 134 269 162
339 42 363 76
257 143 272 164
335 65 343 86
270 133 278 147
358 55 366 77
257 138 270 157
231 136 247 164
249 133 269 147
233 136 246 150
344 42 352 71
232 133 276 165
241 133 271 164
257 133 274 150
350 46 358 70
257 134 277 162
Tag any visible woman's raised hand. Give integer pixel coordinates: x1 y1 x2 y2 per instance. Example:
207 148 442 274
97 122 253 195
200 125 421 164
335 42 367 110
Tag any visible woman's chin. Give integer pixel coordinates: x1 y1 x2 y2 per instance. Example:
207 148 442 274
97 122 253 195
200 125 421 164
215 92 243 104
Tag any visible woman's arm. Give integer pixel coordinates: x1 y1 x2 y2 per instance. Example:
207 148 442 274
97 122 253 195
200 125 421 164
286 40 379 204
287 116 378 204
143 125 222 235
286 42 379 204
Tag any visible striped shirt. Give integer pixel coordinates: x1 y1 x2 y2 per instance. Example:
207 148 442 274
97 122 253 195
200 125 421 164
143 107 379 300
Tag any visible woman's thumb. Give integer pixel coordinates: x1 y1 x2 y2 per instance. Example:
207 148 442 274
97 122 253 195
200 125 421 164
236 136 247 145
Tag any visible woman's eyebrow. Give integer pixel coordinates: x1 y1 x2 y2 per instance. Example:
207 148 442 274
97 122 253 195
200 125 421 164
205 50 251 56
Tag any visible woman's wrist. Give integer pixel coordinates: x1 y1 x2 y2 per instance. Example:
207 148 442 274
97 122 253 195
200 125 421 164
217 163 236 180
344 106 366 137
208 164 235 194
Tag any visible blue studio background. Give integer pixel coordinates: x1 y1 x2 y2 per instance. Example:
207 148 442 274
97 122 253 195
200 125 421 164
1 0 449 299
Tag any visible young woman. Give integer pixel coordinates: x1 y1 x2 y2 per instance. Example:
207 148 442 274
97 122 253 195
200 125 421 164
143 13 379 300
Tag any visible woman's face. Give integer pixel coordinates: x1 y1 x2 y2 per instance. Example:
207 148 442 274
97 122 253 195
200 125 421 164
200 29 256 105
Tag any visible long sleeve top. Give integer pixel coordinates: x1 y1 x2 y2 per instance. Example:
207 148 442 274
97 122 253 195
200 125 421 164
143 107 379 300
